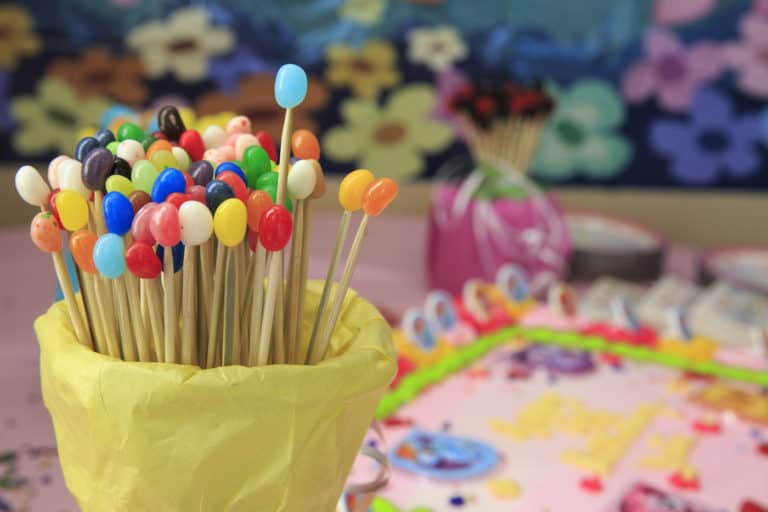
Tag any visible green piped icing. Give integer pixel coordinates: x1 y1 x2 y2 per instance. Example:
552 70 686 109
376 325 768 420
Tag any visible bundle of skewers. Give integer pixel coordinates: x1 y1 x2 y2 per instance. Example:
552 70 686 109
449 80 555 174
16 64 398 368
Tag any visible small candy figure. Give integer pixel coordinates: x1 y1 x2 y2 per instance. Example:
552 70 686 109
424 290 476 346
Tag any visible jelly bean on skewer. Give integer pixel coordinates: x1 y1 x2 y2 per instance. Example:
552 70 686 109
260 182 292 213
339 169 375 211
213 198 247 247
151 168 186 203
216 171 248 203
93 233 126 278
117 140 146 167
243 146 271 188
15 165 51 208
215 162 247 186
112 157 132 179
274 63 308 109
226 115 251 135
75 137 100 161
205 180 235 213
141 134 156 151
166 192 191 209
82 147 114 191
188 185 206 204
94 129 115 147
256 170 278 190
70 230 98 274
287 160 317 200
126 241 162 279
103 191 134 235
189 160 214 186
254 131 277 162
362 177 399 217
291 130 320 160
58 159 90 199
171 147 190 171
155 242 185 272
146 140 173 160
131 160 159 195
158 105 186 140
179 201 213 247
31 212 62 253
179 130 205 161
150 149 177 171
106 141 119 154
117 122 144 142
128 190 151 213
106 175 135 196
132 202 159 244
246 190 273 233
202 125 226 150
258 205 293 251
235 134 260 161
47 189 64 229
150 203 182 248
55 190 90 231
48 155 69 189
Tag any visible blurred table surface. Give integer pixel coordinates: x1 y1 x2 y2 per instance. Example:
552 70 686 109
0 215 698 511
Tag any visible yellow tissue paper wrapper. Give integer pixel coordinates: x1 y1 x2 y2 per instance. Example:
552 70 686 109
35 281 397 512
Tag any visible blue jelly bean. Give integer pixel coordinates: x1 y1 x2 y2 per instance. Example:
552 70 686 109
103 191 135 236
93 233 126 279
215 162 247 186
94 129 116 147
274 64 307 109
205 180 234 213
151 168 187 203
75 137 100 162
156 242 185 273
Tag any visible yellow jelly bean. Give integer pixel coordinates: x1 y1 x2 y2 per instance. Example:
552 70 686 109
106 174 135 196
338 168 374 212
55 189 89 231
213 198 247 247
150 149 178 171
171 146 190 171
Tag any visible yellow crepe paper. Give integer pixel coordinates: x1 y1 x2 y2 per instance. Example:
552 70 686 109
36 281 396 512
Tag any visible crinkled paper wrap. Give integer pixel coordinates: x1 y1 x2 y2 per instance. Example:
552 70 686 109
35 281 397 512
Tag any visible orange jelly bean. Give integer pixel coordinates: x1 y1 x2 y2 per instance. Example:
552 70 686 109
291 129 320 160
362 178 398 217
69 229 98 274
246 189 274 232
146 139 174 160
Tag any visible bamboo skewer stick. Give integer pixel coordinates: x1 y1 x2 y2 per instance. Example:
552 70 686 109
294 200 313 363
285 199 305 362
51 251 93 349
162 247 177 364
206 242 226 369
181 246 197 365
144 277 165 362
248 247 267 366
113 278 138 361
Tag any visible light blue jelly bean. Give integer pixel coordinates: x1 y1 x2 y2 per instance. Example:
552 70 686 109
94 233 126 279
274 64 307 109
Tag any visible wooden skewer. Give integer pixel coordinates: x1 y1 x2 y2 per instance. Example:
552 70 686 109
197 239 213 365
124 271 152 362
247 246 267 366
78 269 106 354
162 247 177 363
304 210 352 364
258 107 293 364
113 278 138 361
51 251 93 349
144 277 165 362
221 248 236 365
205 242 226 369
311 214 370 364
294 199 313 363
231 246 244 365
181 245 197 365
285 199 305 362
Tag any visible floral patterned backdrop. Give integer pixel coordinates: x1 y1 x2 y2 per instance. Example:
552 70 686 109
1 0 767 188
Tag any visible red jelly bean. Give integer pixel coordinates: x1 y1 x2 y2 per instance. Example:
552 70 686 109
178 130 205 161
47 189 65 230
166 192 191 209
188 184 206 204
216 171 248 203
258 205 292 251
254 130 277 162
150 202 181 247
131 202 159 244
125 241 162 279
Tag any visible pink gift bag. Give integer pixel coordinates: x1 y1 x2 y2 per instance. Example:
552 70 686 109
427 168 572 296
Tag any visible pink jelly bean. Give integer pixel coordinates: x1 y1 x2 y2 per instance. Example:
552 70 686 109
188 185 206 204
224 133 240 147
219 145 236 161
203 148 226 167
226 115 251 135
235 133 260 161
131 202 159 244
150 202 181 247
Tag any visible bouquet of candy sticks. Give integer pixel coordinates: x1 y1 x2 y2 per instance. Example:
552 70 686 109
16 64 398 369
450 80 554 174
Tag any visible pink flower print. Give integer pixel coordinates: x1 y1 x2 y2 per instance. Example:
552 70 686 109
622 29 723 112
724 12 768 98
